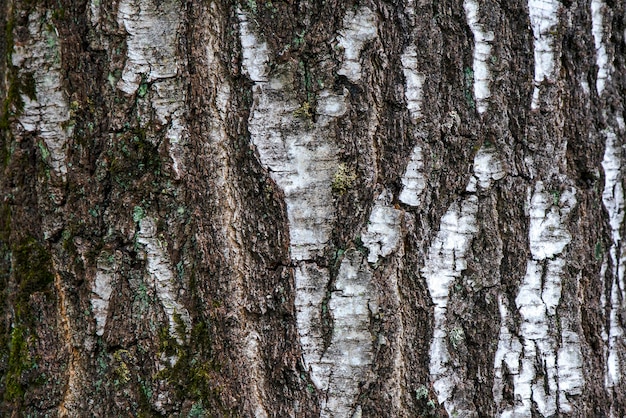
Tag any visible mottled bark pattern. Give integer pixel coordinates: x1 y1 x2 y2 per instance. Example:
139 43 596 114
1 0 625 417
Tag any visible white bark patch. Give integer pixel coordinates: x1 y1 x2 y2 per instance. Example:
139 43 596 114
528 0 560 109
239 14 270 82
400 46 425 122
151 79 187 177
468 145 506 191
320 253 376 418
463 0 494 114
117 0 182 92
89 0 102 28
116 0 187 176
12 11 70 179
240 9 378 415
591 0 611 95
399 0 428 212
337 7 378 82
137 217 190 342
528 183 575 260
557 313 584 414
601 125 625 390
239 10 345 261
495 182 582 417
91 254 119 337
244 331 270 418
492 294 524 413
514 260 567 416
399 146 426 206
424 196 478 413
424 145 504 415
581 79 591 96
601 127 623 244
295 258 376 418
606 282 624 389
362 191 403 263
294 263 329 381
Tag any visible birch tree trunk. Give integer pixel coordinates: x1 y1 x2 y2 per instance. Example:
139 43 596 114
1 0 625 416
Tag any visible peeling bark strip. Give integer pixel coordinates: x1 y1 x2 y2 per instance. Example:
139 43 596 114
2 0 626 416
13 10 70 180
400 47 425 123
463 0 493 114
137 217 191 343
591 0 611 95
424 145 504 416
116 0 187 176
239 7 380 415
90 254 118 337
399 145 425 207
494 183 582 417
601 119 626 400
528 0 560 109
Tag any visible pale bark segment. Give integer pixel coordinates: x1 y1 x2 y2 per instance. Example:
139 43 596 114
463 0 494 114
137 217 191 342
115 0 187 176
337 7 378 83
591 0 611 95
424 145 505 416
362 192 403 264
528 0 560 109
495 183 582 417
400 47 425 122
601 118 626 417
13 10 70 180
240 10 341 261
399 146 426 207
90 254 119 337
239 7 380 416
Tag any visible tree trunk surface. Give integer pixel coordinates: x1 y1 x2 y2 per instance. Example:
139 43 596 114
1 0 625 417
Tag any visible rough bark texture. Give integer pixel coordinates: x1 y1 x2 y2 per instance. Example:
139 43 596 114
1 0 625 417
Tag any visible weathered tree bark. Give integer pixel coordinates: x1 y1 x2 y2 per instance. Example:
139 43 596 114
1 0 625 416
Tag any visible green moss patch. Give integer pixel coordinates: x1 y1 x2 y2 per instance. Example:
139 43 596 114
12 237 54 309
3 326 30 403
157 321 233 416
